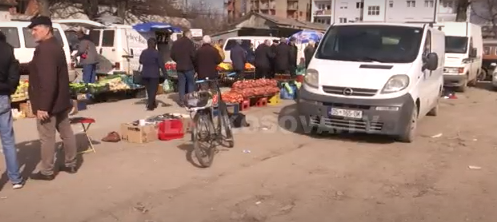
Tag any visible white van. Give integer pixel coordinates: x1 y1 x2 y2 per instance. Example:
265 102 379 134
439 22 483 92
0 21 76 80
222 36 280 63
56 19 183 75
297 23 445 143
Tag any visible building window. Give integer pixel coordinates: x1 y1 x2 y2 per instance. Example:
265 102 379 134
356 2 363 9
389 0 393 7
407 0 416 7
339 17 347 23
484 46 490 55
367 6 380 15
424 0 434 7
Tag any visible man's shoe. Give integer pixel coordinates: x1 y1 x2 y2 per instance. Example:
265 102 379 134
12 180 25 189
60 166 77 174
31 172 55 181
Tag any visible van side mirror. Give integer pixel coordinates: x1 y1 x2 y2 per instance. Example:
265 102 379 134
469 48 477 58
424 52 438 71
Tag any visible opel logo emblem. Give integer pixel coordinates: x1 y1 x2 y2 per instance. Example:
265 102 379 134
343 88 353 96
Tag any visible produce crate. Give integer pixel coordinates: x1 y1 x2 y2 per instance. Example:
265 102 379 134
268 94 281 105
11 94 27 102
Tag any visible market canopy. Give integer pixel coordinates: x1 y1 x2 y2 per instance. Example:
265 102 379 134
132 22 181 33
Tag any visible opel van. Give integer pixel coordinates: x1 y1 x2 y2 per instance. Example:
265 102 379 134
297 23 444 143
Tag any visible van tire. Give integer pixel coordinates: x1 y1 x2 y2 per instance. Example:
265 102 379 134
397 106 418 143
468 73 477 86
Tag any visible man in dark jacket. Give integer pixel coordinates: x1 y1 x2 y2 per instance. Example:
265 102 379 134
171 30 196 104
274 38 290 74
75 30 98 84
254 39 274 79
230 40 247 80
269 40 279 78
140 38 167 110
304 40 316 68
194 35 222 89
28 16 78 181
288 37 298 77
0 31 23 189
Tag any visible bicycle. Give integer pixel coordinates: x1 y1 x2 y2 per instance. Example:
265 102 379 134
184 77 235 167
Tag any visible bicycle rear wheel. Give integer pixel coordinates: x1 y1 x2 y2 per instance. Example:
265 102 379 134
192 111 215 167
217 101 234 148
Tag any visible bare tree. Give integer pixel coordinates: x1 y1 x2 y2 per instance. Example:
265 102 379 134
37 0 51 16
456 0 471 21
472 0 497 37
184 1 228 34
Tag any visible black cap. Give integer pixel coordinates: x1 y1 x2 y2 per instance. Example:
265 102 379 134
28 16 52 29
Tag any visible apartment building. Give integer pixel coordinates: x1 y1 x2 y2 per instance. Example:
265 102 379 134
311 0 466 24
226 0 311 22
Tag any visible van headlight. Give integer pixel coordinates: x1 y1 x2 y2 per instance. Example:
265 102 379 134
304 69 319 88
381 74 409 94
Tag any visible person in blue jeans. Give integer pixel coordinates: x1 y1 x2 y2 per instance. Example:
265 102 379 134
0 31 23 189
75 30 98 84
171 30 196 106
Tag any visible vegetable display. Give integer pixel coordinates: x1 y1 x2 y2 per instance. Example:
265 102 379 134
230 79 279 98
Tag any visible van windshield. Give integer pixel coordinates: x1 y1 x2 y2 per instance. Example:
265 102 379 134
445 36 468 53
315 25 423 63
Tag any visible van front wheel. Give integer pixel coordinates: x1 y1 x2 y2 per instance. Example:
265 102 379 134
397 106 418 143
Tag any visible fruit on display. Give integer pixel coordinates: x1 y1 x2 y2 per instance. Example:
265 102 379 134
230 79 279 98
165 62 176 70
221 91 244 103
217 62 232 71
244 63 255 70
99 77 130 91
69 82 87 93
12 80 29 101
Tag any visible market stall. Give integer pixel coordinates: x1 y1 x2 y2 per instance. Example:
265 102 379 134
165 61 256 86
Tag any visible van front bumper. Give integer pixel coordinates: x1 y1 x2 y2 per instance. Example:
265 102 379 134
443 74 467 87
297 87 415 135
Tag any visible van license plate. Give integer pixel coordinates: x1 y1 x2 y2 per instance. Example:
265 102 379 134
329 108 363 119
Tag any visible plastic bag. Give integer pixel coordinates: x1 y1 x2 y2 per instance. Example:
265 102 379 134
162 79 173 93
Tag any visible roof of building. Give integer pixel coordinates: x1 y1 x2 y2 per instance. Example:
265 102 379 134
228 12 329 32
0 0 16 6
254 12 328 31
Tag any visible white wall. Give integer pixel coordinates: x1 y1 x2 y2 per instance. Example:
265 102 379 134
385 0 437 22
335 0 363 23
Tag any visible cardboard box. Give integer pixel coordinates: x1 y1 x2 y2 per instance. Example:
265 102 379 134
19 101 35 118
181 117 193 133
120 123 158 143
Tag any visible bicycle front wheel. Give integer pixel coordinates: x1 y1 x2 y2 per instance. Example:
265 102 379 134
192 111 215 167
217 101 234 148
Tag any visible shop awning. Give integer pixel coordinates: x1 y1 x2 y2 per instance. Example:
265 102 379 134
132 22 181 33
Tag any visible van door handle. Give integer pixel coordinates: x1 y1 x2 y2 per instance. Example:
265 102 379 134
99 48 103 54
112 49 115 52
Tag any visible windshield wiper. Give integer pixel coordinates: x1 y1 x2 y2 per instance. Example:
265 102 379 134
358 56 387 63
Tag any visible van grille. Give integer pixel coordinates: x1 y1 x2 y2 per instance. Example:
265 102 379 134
310 116 383 132
322 86 378 97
